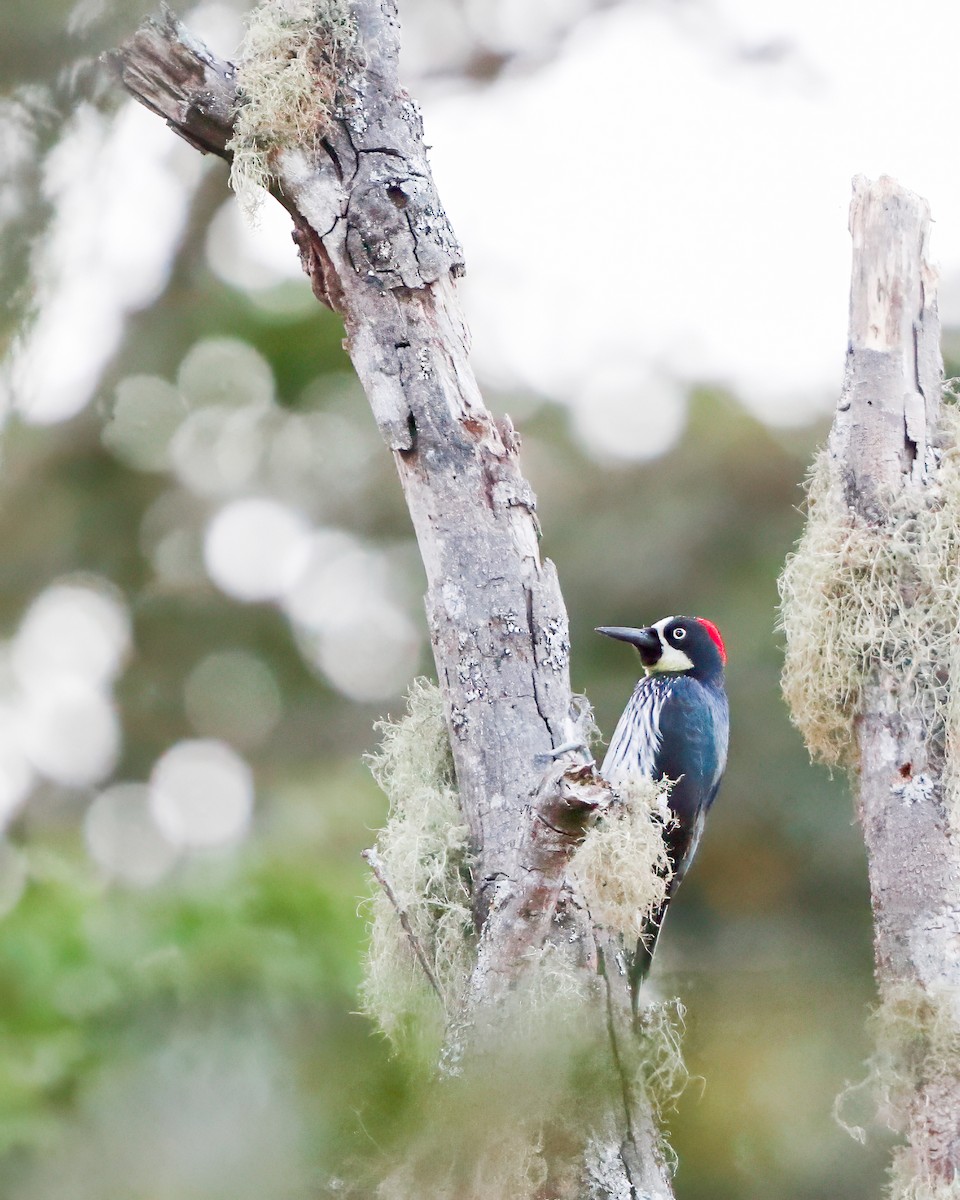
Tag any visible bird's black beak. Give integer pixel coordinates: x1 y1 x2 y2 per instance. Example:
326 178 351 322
595 625 662 668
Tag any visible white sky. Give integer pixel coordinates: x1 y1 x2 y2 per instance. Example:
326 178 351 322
422 0 960 429
13 0 960 441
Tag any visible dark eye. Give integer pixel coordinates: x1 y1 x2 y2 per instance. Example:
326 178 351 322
672 627 687 641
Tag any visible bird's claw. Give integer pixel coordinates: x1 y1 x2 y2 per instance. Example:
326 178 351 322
534 740 595 768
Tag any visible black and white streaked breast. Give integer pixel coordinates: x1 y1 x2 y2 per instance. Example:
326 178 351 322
601 675 677 788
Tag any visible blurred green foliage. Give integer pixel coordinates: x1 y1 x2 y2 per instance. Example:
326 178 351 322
5 3 950 1197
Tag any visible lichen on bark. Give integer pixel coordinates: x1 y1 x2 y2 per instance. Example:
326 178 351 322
227 0 360 215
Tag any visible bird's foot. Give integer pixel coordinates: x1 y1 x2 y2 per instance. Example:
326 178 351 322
534 739 595 768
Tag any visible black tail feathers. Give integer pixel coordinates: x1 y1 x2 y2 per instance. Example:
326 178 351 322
629 902 669 1015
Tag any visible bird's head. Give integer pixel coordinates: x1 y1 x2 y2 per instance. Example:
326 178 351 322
596 615 726 681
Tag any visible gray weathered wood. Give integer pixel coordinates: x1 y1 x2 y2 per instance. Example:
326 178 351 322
109 0 575 931
108 4 676 1196
834 177 941 511
811 175 960 1187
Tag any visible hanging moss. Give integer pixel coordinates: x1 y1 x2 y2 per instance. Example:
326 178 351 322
779 406 960 824
360 681 688 1194
227 0 361 217
782 404 960 1185
835 983 960 1200
637 996 689 1116
373 961 687 1200
887 1148 960 1200
571 777 673 942
359 679 475 1057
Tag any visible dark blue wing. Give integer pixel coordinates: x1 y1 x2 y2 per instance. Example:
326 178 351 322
653 676 729 889
601 673 728 888
600 672 729 1000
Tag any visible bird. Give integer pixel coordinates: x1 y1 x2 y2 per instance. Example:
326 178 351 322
596 615 729 998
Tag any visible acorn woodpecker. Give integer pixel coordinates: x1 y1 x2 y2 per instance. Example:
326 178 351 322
596 615 729 993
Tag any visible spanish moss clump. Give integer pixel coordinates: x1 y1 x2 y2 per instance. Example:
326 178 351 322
227 0 360 217
835 984 960 1198
888 1148 960 1200
360 682 689 1194
571 777 673 941
779 405 960 823
636 997 689 1115
360 679 475 1056
869 984 960 1133
377 1122 551 1200
376 959 615 1200
513 940 600 1019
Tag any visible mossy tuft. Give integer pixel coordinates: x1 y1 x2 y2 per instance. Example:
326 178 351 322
359 679 475 1057
779 406 960 824
227 0 361 218
572 777 673 941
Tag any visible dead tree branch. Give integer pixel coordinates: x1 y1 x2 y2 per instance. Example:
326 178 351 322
841 177 960 1191
468 761 608 999
106 7 238 157
109 4 675 1196
782 175 960 1191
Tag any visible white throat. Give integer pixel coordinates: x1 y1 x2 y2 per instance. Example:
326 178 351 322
645 617 695 673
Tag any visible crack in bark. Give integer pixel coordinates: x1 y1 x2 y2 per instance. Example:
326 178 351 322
601 947 641 1178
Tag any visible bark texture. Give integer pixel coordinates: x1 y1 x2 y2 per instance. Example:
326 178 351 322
111 0 573 934
814 176 960 1189
109 5 675 1196
835 178 941 511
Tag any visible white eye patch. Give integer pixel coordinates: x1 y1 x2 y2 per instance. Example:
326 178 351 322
650 618 695 672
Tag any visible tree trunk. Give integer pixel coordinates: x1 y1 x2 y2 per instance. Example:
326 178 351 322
108 3 675 1196
780 175 960 1194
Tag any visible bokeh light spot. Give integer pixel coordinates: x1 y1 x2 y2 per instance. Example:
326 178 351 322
102 374 186 471
12 580 131 690
20 681 121 788
0 702 35 828
177 337 275 410
294 600 421 703
281 530 370 629
170 404 268 497
184 650 282 749
283 532 422 700
10 103 195 426
265 409 375 508
572 366 688 463
205 196 304 293
84 783 180 887
204 497 312 603
149 739 254 848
